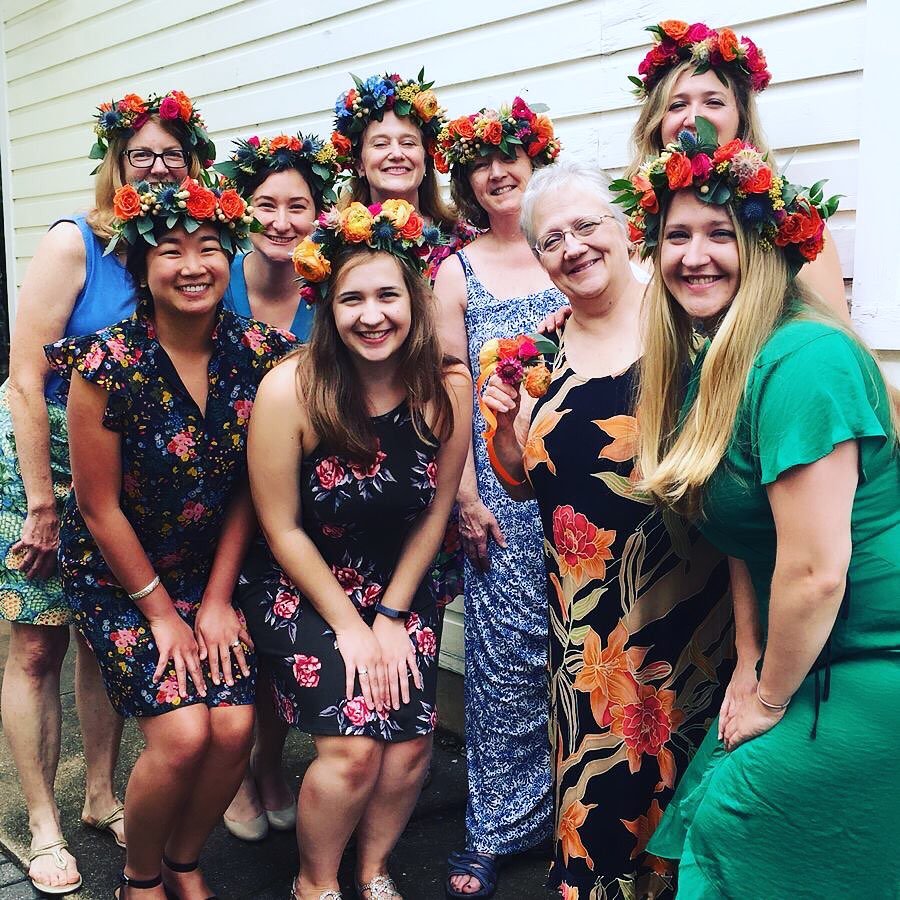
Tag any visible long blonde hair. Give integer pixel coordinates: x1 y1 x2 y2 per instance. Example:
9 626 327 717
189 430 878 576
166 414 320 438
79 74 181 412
86 114 204 241
637 203 898 519
626 60 769 181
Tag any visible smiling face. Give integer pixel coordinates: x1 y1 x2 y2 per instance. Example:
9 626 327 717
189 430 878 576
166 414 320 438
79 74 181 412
122 119 190 184
660 68 741 146
467 148 534 222
660 191 740 325
249 168 316 264
331 252 412 367
145 224 230 317
357 110 427 203
531 183 632 306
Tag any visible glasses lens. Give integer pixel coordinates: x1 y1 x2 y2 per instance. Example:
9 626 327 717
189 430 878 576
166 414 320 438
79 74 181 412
126 150 154 167
162 150 188 166
538 233 563 255
574 220 600 237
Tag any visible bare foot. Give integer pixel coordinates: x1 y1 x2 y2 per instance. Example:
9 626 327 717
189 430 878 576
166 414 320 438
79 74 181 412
82 797 126 847
28 838 81 892
448 854 496 896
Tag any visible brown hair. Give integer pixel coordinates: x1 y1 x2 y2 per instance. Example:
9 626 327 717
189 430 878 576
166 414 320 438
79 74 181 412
295 249 455 461
86 114 204 242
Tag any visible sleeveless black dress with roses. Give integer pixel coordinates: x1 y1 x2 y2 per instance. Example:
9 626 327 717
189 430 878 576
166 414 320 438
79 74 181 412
238 401 442 741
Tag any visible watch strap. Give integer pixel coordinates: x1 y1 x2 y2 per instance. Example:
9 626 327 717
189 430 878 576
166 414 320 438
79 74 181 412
374 601 411 621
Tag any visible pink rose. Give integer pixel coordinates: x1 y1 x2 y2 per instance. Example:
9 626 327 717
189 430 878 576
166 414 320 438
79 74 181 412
405 612 422 634
158 97 180 120
273 589 299 619
359 582 382 608
291 654 321 688
691 153 712 180
247 136 261 148
685 22 714 43
425 461 438 488
349 449 387 480
316 457 346 490
332 565 363 594
343 696 374 727
416 627 437 658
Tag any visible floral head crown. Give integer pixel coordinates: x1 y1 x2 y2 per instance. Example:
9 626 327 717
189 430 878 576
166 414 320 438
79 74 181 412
630 21 772 98
106 176 260 256
333 69 446 163
91 90 215 168
609 118 840 277
292 199 445 304
435 97 561 172
213 132 344 206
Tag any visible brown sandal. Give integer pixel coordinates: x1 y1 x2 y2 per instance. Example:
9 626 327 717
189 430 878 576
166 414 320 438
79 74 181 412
83 801 126 849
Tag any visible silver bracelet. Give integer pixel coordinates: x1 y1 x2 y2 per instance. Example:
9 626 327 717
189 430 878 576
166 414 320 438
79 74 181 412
756 684 790 711
128 575 160 602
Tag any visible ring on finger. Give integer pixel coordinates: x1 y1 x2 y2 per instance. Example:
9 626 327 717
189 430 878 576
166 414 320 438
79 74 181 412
359 668 369 677
230 639 241 648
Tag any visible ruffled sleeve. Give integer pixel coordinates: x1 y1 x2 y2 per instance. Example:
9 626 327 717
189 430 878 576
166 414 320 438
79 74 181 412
44 326 139 431
750 325 890 485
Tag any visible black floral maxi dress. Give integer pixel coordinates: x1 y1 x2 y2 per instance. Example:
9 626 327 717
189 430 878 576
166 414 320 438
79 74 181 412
525 349 734 898
239 401 443 740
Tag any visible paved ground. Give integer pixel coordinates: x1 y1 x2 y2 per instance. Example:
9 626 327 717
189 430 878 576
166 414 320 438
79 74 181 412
0 623 554 899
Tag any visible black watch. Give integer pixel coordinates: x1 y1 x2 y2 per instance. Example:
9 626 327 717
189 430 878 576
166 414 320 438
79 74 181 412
374 601 411 622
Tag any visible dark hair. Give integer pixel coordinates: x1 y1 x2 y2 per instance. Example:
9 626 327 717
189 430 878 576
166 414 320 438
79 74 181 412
295 248 455 462
237 161 323 212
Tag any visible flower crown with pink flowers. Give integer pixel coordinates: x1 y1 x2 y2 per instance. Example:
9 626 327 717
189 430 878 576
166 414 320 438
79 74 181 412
631 20 772 98
291 199 445 304
609 117 840 278
91 90 216 168
435 97 561 173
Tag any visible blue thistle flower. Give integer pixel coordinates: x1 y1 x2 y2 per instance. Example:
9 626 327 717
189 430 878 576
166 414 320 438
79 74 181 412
422 225 441 244
273 148 293 168
300 138 315 154
235 147 256 165
373 220 396 243
739 195 773 225
678 129 698 150
157 186 178 209
100 110 122 130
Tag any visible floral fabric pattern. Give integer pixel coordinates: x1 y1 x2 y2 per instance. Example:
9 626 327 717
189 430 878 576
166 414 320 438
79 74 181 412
526 349 734 897
45 304 295 717
238 402 443 742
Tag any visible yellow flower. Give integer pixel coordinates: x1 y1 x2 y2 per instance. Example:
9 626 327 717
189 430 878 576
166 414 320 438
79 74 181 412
478 339 500 370
397 84 419 103
315 144 337 164
339 202 374 242
412 89 439 123
380 198 414 228
292 237 332 282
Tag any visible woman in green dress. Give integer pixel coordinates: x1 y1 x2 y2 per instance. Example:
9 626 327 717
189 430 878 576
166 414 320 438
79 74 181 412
612 123 900 897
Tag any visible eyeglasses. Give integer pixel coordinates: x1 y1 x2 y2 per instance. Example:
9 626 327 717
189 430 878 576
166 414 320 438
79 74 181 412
122 149 189 169
533 216 616 256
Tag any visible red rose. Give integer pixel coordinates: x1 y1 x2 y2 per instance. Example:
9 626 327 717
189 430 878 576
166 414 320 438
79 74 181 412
359 583 382 608
183 179 217 219
482 120 503 145
158 97 180 120
665 152 693 190
799 234 824 261
796 205 824 241
639 190 659 214
416 627 437 658
741 166 772 194
332 565 363 594
775 213 805 247
434 152 449 174
218 188 246 221
316 456 346 490
344 89 358 110
713 139 744 166
273 589 299 619
628 221 644 243
349 448 387 480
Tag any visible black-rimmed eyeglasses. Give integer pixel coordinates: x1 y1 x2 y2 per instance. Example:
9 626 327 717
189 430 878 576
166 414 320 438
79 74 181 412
122 149 189 169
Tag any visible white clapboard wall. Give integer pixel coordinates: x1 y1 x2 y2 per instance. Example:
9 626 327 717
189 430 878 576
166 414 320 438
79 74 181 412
0 0 893 675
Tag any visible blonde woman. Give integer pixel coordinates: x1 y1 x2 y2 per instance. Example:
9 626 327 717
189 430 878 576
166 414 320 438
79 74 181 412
0 90 210 895
616 125 899 897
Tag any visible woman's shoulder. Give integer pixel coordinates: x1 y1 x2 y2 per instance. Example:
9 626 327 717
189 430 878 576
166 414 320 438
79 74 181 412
753 317 860 372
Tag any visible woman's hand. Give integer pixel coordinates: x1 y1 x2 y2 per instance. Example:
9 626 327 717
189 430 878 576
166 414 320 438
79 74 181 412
335 621 386 712
458 496 506 572
372 615 422 710
482 378 520 435
718 654 760 741
12 504 60 580
537 305 572 336
195 600 253 688
148 610 207 700
722 692 785 751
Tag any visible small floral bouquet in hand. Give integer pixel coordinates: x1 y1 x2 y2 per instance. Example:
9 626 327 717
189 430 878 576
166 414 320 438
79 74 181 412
477 333 557 487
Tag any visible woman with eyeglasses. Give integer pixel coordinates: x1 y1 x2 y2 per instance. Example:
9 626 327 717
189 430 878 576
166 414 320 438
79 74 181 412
0 89 211 895
481 160 732 900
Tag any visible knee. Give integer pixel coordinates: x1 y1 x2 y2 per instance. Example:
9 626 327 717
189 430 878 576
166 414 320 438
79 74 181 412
8 625 68 679
148 716 212 774
330 740 382 786
210 709 254 762
393 737 432 778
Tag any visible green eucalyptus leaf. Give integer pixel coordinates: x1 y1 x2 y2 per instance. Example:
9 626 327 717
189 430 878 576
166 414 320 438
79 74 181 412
166 214 178 229
136 216 155 235
142 230 157 247
88 142 107 160
183 216 200 234
529 102 549 114
394 101 412 117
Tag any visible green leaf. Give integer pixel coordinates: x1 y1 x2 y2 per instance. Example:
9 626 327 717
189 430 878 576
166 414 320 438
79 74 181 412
592 471 653 504
142 230 157 247
417 66 425 83
568 624 591 646
311 162 331 180
136 216 155 235
166 214 178 229
695 116 718 150
571 587 606 621
213 160 238 180
628 75 645 90
351 73 364 91
183 216 200 234
646 25 664 38
529 102 549 114
807 179 827 200
394 101 411 117
532 335 559 355
88 141 107 160
103 235 120 256
608 178 634 191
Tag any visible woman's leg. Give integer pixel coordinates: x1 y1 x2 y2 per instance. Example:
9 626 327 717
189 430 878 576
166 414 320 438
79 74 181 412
74 629 126 844
162 704 255 900
0 622 80 890
252 664 292 810
121 705 212 899
293 735 383 900
354 736 431 896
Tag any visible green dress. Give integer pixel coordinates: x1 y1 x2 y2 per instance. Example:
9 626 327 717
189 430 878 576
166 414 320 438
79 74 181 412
648 319 900 899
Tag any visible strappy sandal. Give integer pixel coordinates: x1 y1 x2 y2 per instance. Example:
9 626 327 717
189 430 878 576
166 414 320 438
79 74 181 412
113 870 162 898
27 840 83 896
445 850 499 899
161 856 218 900
83 802 126 849
356 873 401 900
290 876 343 900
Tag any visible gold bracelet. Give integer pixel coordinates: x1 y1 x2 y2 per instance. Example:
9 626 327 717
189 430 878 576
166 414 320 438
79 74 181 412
128 575 160 602
756 684 790 711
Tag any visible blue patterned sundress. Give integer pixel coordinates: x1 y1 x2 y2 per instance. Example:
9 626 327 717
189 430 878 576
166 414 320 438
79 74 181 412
458 248 567 853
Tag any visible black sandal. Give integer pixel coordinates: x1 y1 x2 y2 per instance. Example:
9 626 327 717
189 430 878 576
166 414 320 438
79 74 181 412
162 856 218 900
113 870 162 898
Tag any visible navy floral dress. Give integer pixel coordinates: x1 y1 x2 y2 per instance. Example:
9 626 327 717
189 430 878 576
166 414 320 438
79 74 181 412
44 304 295 718
238 401 442 741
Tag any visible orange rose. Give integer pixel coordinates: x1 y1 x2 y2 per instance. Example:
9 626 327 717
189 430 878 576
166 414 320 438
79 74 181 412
434 152 449 174
659 20 690 43
497 338 520 360
184 180 217 220
524 364 551 398
292 238 331 282
339 202 374 242
398 211 424 241
533 115 555 143
665 152 693 189
330 131 351 157
113 184 142 220
289 136 301 152
482 120 503 145
713 139 744 166
118 93 146 114
270 135 292 151
741 166 772 194
639 190 659 214
718 28 740 62
380 199 414 228
450 117 475 140
412 89 439 123
774 213 804 247
218 189 246 221
168 90 193 122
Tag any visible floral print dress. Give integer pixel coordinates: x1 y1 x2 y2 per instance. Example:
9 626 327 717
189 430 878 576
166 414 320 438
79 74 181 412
44 304 295 718
525 348 734 898
238 401 443 741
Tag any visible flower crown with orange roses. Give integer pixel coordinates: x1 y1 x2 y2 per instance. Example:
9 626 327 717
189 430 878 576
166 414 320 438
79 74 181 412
435 97 561 172
213 132 344 206
105 176 261 256
292 199 445 304
333 69 447 163
609 117 841 277
91 90 216 168
631 20 772 97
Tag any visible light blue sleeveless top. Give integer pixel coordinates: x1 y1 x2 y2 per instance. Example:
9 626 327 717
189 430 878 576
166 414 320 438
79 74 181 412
45 216 136 405
222 252 314 341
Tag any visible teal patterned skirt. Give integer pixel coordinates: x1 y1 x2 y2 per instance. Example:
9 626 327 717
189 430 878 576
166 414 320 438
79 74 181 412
0 380 73 625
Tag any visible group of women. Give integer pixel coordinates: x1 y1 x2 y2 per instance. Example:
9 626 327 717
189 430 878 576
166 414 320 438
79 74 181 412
0 16 896 900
